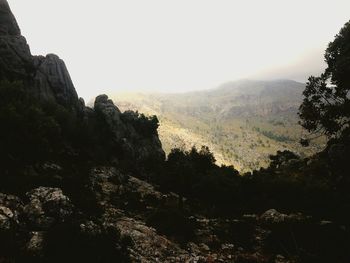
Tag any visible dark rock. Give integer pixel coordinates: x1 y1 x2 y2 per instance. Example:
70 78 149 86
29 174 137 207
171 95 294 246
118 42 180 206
260 209 287 225
0 0 80 111
260 209 309 226
93 94 165 163
25 231 45 257
33 54 79 107
0 193 23 231
0 34 33 79
94 94 125 140
0 0 21 35
24 187 74 230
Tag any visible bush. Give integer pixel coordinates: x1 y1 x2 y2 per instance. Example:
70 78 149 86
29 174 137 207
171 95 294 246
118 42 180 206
146 208 196 244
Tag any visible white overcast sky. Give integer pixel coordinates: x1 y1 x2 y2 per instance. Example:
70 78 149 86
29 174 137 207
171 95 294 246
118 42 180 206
8 0 350 100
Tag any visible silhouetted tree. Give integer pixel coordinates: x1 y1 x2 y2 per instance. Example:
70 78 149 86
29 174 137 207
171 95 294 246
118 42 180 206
299 20 350 138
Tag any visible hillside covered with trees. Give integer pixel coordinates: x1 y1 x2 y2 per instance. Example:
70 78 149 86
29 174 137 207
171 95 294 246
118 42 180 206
110 79 325 172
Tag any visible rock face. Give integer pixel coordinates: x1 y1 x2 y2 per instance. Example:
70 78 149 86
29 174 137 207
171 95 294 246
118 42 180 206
0 0 33 80
33 54 79 106
0 0 165 164
94 94 165 163
94 94 125 141
0 0 79 110
0 0 20 35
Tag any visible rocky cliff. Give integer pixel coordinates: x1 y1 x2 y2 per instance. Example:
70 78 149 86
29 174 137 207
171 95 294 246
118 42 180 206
0 0 78 108
0 0 164 166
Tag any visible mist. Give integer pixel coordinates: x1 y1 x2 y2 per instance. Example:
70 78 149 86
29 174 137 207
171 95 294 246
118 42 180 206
8 0 350 101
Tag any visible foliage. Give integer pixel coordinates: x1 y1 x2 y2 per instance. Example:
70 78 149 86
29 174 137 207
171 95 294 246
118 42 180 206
146 208 196 243
260 130 292 142
268 150 300 169
121 110 159 137
158 146 243 215
298 20 350 138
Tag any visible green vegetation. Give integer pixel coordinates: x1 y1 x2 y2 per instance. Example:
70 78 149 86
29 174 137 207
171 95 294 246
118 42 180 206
112 80 325 172
299 21 350 139
121 110 159 137
260 129 293 142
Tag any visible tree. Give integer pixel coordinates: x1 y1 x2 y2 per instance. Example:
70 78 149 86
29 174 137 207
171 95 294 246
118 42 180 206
298 20 350 139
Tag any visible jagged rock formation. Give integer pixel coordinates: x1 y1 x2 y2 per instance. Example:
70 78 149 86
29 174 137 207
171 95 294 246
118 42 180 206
33 54 79 107
0 0 31 80
0 0 78 108
0 0 20 35
94 95 165 163
0 0 164 166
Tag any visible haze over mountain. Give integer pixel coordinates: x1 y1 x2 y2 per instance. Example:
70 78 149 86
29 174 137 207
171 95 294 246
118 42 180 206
109 79 325 171
8 0 350 100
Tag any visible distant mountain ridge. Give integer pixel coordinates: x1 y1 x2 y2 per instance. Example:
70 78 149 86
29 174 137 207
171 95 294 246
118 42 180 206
155 79 305 117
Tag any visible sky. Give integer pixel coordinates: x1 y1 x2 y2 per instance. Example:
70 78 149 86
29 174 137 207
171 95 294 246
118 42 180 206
8 0 350 101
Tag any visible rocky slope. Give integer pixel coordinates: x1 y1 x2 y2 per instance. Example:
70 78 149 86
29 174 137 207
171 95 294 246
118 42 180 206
2 164 346 262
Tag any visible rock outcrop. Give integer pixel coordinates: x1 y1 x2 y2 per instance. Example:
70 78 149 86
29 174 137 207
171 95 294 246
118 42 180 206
24 187 74 230
0 0 79 110
259 209 310 227
33 54 79 106
0 0 165 165
0 0 20 35
94 94 165 163
0 0 32 80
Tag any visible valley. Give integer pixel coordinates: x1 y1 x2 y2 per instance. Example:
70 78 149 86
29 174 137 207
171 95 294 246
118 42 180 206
110 79 325 171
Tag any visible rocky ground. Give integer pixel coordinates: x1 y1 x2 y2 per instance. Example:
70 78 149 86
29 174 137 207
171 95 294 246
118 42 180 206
0 165 338 262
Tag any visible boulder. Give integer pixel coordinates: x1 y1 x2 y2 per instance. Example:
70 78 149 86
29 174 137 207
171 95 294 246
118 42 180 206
33 54 79 107
260 209 310 226
0 193 23 231
24 187 74 229
260 209 287 225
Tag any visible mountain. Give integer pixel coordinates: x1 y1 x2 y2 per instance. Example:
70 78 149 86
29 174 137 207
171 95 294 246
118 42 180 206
110 79 325 171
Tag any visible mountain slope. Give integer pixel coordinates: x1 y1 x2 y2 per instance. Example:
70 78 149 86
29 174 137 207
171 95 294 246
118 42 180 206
110 80 324 171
